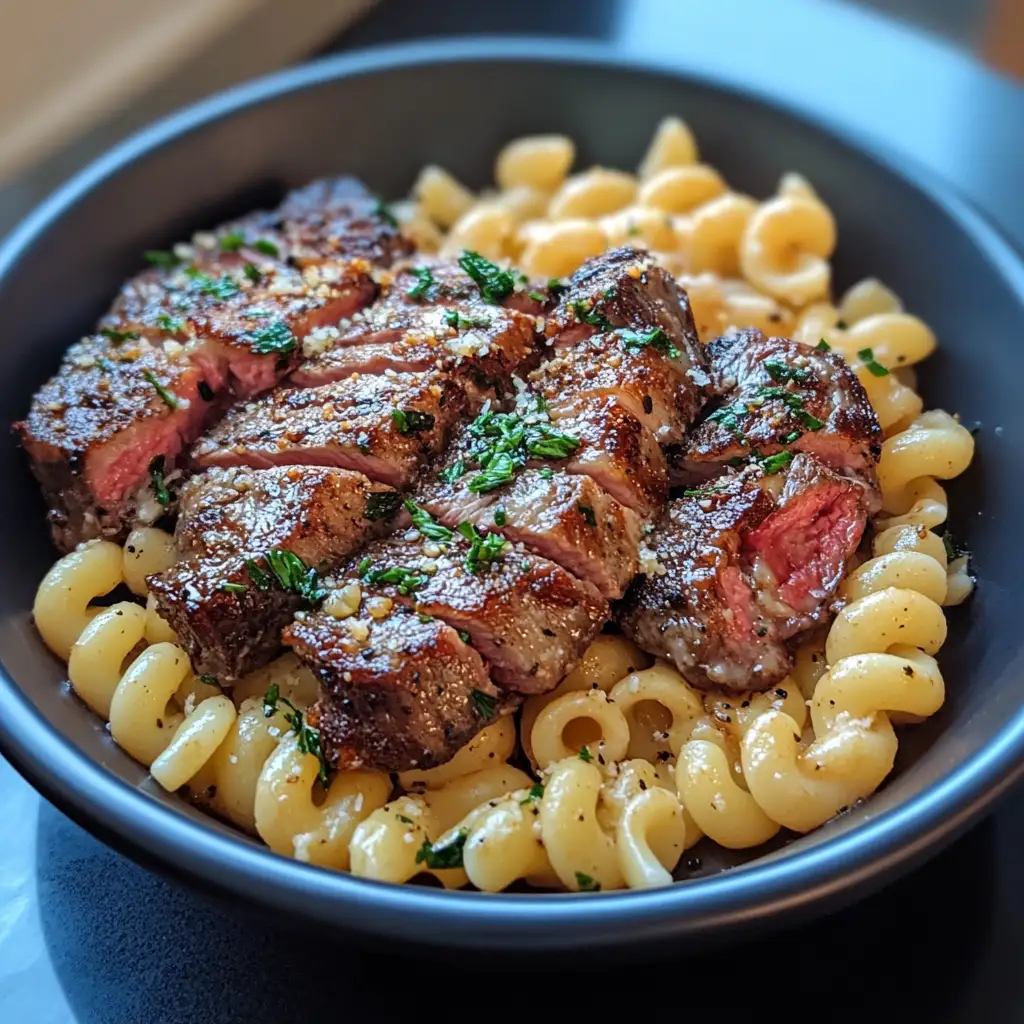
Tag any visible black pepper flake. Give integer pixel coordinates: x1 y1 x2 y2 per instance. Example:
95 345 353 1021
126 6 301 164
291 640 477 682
903 666 914 677
685 855 702 871
775 688 788 698
642 395 654 415
638 780 647 791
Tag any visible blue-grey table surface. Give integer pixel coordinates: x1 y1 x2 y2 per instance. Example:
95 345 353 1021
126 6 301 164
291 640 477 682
3 1 1023 1021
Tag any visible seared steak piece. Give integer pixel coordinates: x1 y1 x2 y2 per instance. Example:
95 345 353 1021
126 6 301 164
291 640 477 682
18 177 409 550
620 454 870 692
543 245 709 423
149 466 400 679
335 526 607 693
675 330 882 490
193 369 469 488
545 396 669 518
292 300 537 387
423 435 641 599
289 608 510 772
530 327 702 445
15 335 212 550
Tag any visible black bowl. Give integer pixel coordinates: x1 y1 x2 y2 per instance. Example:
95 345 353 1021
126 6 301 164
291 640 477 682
1 38 1023 952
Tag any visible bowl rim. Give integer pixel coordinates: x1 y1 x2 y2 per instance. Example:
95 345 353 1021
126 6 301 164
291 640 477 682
3 35 1024 950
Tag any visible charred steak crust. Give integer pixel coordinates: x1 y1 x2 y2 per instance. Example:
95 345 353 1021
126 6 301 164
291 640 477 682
289 609 513 773
150 465 400 679
677 329 882 489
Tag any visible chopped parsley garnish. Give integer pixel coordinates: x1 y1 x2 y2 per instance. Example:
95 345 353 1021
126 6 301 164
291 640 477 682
764 359 811 384
459 250 515 303
262 550 325 604
99 327 140 343
458 630 471 644
547 278 567 297
199 674 220 687
575 871 601 892
391 408 436 435
569 299 612 331
406 266 436 300
243 262 262 284
417 614 434 624
755 386 825 431
144 250 180 268
578 746 594 763
149 457 172 506
142 369 179 409
254 239 279 257
619 326 681 359
364 491 403 522
942 532 967 561
262 684 329 786
245 558 271 590
457 521 507 574
471 689 496 718
96 357 115 374
493 505 507 527
857 347 890 377
219 231 245 251
404 500 453 542
415 829 468 870
248 319 296 355
372 197 398 227
439 460 466 485
527 291 546 302
156 313 185 333
683 483 722 498
815 338 831 352
185 267 241 300
396 814 415 825
520 782 544 805
444 308 491 330
780 429 803 444
463 402 580 493
220 582 247 594
758 449 795 475
577 503 597 527
361 563 430 596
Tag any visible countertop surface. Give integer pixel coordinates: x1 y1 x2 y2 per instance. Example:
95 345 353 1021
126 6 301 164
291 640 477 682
3 1 1024 1021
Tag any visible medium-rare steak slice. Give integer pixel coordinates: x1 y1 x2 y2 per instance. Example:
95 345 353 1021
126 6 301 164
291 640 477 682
620 468 789 692
333 518 608 693
675 330 882 490
192 369 468 488
149 466 400 679
530 326 701 445
288 609 509 772
543 245 709 421
292 299 537 388
14 335 212 550
620 454 870 692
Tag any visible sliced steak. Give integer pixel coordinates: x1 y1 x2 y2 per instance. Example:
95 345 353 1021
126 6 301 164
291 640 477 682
530 326 702 445
149 466 400 679
289 608 509 772
675 330 882 491
292 300 537 387
337 525 608 693
620 454 870 692
14 335 212 550
192 370 468 488
543 245 709 422
423 436 641 599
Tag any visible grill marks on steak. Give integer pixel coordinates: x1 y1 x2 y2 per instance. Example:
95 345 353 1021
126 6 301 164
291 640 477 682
288 610 509 772
675 330 882 491
192 370 468 488
336 532 607 694
149 466 401 679
17 177 409 551
621 454 871 692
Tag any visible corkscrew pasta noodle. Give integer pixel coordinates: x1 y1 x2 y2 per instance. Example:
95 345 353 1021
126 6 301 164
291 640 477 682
30 116 978 891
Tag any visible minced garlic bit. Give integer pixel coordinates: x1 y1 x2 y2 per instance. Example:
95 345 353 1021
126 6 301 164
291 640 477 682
365 596 394 620
322 581 362 619
638 544 667 577
346 619 370 643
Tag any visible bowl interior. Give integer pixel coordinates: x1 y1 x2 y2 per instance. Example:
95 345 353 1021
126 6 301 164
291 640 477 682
1 43 1022 945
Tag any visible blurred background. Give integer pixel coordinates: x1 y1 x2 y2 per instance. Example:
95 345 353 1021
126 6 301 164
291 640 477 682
0 0 1020 238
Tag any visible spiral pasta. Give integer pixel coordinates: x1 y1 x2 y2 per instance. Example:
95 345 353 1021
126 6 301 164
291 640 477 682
30 117 978 892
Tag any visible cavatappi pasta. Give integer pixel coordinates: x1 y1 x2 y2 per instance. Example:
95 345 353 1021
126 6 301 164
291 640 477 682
34 116 976 891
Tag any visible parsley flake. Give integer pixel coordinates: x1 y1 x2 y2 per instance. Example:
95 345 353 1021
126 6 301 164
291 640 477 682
361 563 430 596
156 313 185 333
142 369 179 410
577 503 597 527
459 250 515 303
248 320 296 356
243 262 262 284
199 674 220 687
364 491 403 522
575 871 601 892
264 549 325 604
219 232 245 252
493 505 507 527
444 308 491 330
764 359 811 384
149 457 172 506
185 267 240 300
578 746 594 763
144 250 180 268
759 450 795 475
220 582 247 594
245 558 271 590
99 327 140 343
404 500 453 542
439 460 466 485
392 408 436 435
471 689 496 718
520 782 544 805
569 299 612 331
263 684 329 785
457 521 507 574
254 239 279 257
406 266 436 300
815 338 831 352
857 347 890 377
372 197 398 227
415 830 468 870
619 326 681 359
